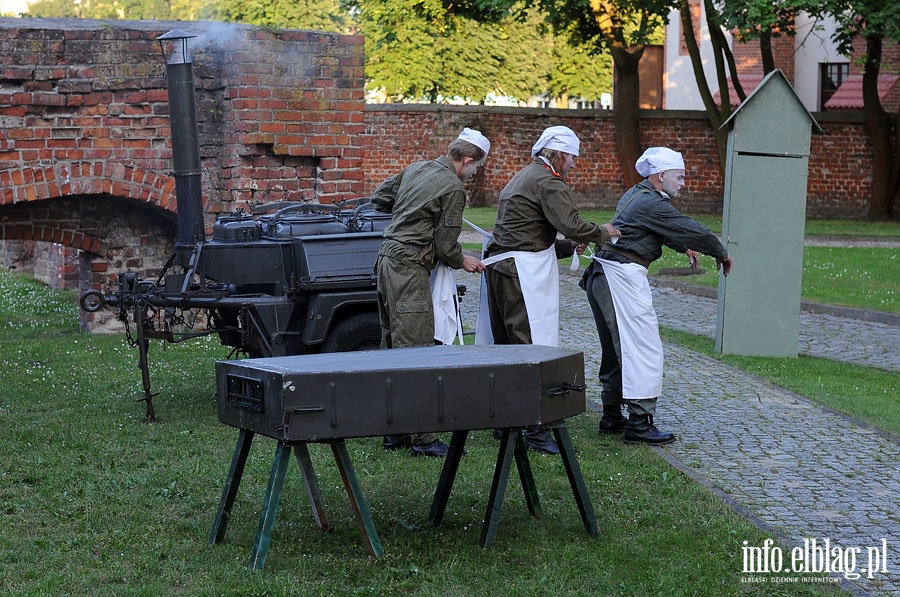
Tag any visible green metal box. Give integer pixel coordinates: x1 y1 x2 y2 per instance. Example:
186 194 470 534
216 344 586 441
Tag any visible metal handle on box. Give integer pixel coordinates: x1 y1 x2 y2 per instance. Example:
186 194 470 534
548 382 586 396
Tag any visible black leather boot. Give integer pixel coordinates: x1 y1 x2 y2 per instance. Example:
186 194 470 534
597 405 627 434
382 434 412 450
525 427 560 454
623 414 676 445
410 439 449 457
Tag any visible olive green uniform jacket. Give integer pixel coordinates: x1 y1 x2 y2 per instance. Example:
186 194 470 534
371 155 466 349
485 159 609 344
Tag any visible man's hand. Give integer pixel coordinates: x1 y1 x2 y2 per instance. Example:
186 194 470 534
602 222 621 239
686 249 699 269
461 254 485 273
717 256 734 277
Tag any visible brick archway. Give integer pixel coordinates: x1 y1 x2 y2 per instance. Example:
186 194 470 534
0 162 180 259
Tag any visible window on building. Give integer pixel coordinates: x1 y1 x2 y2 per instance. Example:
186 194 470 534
820 62 849 110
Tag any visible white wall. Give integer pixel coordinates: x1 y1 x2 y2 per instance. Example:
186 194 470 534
664 8 847 112
0 0 28 14
664 5 732 110
793 14 846 111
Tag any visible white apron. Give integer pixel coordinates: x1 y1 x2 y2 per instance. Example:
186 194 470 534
430 261 463 345
595 257 663 399
475 245 560 347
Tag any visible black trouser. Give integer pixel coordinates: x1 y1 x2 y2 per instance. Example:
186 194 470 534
583 263 655 417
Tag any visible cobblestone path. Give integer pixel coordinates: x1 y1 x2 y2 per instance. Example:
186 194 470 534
456 269 899 596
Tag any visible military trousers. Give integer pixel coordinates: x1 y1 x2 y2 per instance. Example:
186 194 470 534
583 263 657 417
375 246 439 444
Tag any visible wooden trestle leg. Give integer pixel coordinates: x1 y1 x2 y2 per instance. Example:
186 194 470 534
211 422 595 566
249 440 293 569
513 430 541 517
209 429 254 545
331 440 384 557
293 442 329 531
552 424 599 537
480 428 518 547
428 430 469 526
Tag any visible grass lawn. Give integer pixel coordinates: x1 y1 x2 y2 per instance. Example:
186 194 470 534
647 245 900 313
0 270 842 595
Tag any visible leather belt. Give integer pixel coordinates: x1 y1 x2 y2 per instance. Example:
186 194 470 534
599 243 651 269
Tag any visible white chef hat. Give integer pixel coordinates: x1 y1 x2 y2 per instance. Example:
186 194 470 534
457 127 491 155
635 147 685 177
531 125 580 157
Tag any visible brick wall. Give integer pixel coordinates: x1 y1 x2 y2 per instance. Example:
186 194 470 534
362 105 872 218
213 27 367 211
0 19 366 299
731 34 795 82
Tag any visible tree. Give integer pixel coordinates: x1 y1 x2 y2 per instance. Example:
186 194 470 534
26 0 197 20
687 0 825 167
198 0 351 32
27 0 195 20
548 35 614 106
677 0 745 167
355 0 504 102
537 0 671 187
694 0 900 219
354 0 609 105
825 0 900 219
716 0 801 75
493 4 555 104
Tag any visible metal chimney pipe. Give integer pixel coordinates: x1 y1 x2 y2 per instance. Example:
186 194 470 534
161 39 206 266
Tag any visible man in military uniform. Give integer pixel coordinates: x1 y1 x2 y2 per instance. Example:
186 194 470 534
480 125 618 454
371 128 489 457
581 146 733 445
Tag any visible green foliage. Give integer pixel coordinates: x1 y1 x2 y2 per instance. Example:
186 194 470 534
22 0 80 17
359 0 445 101
548 36 614 103
26 0 187 20
820 0 900 55
713 0 899 71
21 0 614 105
714 0 808 43
198 0 351 32
492 4 555 103
359 0 613 104
538 0 671 51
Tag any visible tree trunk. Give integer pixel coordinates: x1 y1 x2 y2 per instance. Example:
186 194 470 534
861 36 894 220
610 45 643 188
680 0 730 169
703 1 735 167
892 103 900 219
760 29 775 75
